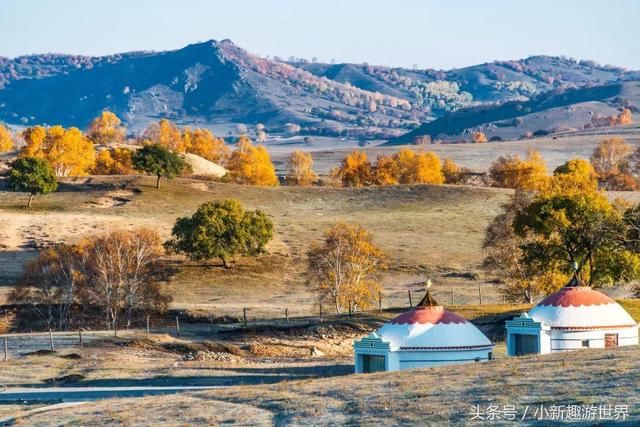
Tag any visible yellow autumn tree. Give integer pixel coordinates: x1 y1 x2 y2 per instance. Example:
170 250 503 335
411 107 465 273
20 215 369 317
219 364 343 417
472 131 488 143
373 154 399 185
307 222 387 313
395 148 444 184
0 123 14 153
286 150 317 186
547 158 598 195
489 150 549 190
226 136 278 186
610 108 633 126
93 147 135 175
21 125 95 176
21 126 47 157
182 127 228 163
143 119 184 152
87 111 125 146
334 150 373 187
442 158 467 184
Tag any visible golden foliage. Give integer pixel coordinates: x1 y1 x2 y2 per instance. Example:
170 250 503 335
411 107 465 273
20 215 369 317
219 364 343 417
0 123 14 153
87 111 125 146
143 119 184 152
373 154 399 185
93 147 135 175
307 222 387 313
182 127 229 163
395 148 445 184
226 136 278 186
489 149 549 190
471 131 488 143
334 150 373 187
442 158 466 184
548 158 598 195
610 108 633 126
591 138 633 176
21 125 95 176
286 150 317 186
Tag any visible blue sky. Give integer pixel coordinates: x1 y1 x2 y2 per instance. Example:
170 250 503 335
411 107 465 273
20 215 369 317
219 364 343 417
0 0 638 69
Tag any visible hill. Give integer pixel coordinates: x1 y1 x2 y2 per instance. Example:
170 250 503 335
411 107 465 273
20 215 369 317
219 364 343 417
387 80 640 144
0 40 415 137
1 42 638 140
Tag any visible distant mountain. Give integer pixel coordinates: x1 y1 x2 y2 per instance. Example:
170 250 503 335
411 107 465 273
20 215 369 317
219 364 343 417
0 40 638 139
0 40 417 137
386 81 640 145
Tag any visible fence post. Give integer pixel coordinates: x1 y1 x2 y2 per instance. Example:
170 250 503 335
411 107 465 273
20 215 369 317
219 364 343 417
78 329 83 349
478 286 483 305
146 315 150 338
319 302 323 323
49 329 55 352
176 316 181 337
451 288 455 305
209 316 214 336
408 290 413 308
243 308 247 328
285 308 289 324
4 337 7 362
348 300 352 318
114 321 118 338
378 291 382 313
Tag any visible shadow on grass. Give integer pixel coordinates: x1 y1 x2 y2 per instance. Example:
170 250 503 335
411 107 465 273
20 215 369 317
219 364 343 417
21 364 353 388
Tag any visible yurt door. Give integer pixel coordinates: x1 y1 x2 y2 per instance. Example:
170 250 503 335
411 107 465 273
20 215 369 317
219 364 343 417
605 334 618 348
362 355 386 373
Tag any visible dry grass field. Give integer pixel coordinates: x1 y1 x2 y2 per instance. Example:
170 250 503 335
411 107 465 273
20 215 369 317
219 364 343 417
0 177 515 317
11 343 640 426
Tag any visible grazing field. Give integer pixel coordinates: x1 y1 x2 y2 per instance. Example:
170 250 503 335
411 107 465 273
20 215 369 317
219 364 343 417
0 177 514 317
11 344 640 426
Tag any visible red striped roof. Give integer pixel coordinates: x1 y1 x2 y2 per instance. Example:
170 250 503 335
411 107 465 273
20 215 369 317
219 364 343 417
537 286 614 308
389 306 467 325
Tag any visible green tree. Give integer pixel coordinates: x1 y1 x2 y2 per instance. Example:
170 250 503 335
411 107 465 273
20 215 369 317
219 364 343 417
7 157 58 208
514 190 639 287
165 199 274 268
132 144 185 188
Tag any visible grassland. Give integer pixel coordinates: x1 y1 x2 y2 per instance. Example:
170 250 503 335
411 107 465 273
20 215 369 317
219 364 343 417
0 177 513 317
11 343 640 426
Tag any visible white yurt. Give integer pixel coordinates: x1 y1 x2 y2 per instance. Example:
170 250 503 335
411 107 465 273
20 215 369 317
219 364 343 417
353 287 494 373
506 276 639 356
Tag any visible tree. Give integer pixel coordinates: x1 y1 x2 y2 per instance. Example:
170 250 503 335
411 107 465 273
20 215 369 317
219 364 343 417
166 199 274 268
513 190 639 287
132 144 186 188
10 243 87 330
609 108 633 126
82 229 168 329
442 158 469 184
87 111 125 146
394 148 444 184
0 123 14 153
373 154 399 185
286 150 317 186
483 191 567 303
307 223 386 313
142 119 184 152
591 138 636 190
182 127 228 163
226 136 278 186
93 147 135 175
334 150 373 187
21 125 95 176
549 158 598 194
471 131 488 143
7 157 58 207
489 150 549 190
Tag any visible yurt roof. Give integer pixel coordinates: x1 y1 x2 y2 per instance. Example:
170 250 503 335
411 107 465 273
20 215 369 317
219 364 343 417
529 280 637 330
376 290 493 350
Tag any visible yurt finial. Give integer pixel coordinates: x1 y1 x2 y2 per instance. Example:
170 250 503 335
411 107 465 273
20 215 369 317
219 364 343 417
416 279 438 307
425 279 432 289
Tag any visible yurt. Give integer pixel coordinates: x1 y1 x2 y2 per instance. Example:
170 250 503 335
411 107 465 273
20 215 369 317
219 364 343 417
506 276 639 356
353 287 494 373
